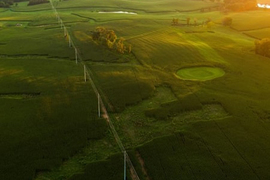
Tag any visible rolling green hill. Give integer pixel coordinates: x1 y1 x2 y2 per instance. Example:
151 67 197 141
1 0 270 180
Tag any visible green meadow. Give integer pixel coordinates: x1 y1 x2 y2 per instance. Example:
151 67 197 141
1 0 270 179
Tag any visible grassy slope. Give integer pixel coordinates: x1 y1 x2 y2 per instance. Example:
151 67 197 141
3 0 270 180
43 0 218 12
0 57 109 180
220 10 270 39
0 7 113 180
229 10 270 31
72 8 270 180
245 28 270 39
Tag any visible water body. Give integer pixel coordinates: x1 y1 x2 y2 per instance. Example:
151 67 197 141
98 11 137 15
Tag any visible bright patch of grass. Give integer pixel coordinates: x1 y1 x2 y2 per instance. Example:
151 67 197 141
176 66 225 81
244 28 270 39
229 10 270 31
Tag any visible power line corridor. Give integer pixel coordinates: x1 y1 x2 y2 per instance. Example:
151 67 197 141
48 1 141 179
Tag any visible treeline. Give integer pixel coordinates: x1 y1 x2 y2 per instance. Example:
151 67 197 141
0 0 24 7
0 0 13 7
223 0 257 11
92 27 132 54
28 0 48 6
255 38 270 58
0 0 47 7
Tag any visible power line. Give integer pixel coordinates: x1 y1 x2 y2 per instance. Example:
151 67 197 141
48 1 141 180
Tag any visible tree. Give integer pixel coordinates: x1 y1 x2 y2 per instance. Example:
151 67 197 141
0 0 13 7
186 17 190 25
106 40 114 49
206 21 215 29
255 38 270 58
222 17 232 26
91 27 131 54
193 18 197 26
127 44 132 53
116 37 125 54
106 30 117 44
171 18 179 26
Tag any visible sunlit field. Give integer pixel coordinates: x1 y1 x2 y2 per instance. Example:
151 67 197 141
1 0 270 179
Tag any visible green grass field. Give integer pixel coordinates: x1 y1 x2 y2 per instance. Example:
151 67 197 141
176 66 225 81
2 0 270 180
0 57 111 180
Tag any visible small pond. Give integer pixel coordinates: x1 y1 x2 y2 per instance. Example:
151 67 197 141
98 11 137 15
176 67 225 81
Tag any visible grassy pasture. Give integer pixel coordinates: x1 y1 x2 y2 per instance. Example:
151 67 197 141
228 10 270 31
89 64 156 112
176 66 225 81
71 7 270 180
46 0 219 13
0 26 75 58
0 57 110 180
244 28 270 39
136 123 263 180
2 0 270 180
11 1 51 12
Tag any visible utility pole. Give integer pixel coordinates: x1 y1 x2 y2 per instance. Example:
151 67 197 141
69 35 72 47
124 151 127 180
98 93 101 118
75 48 78 64
64 26 67 36
84 65 87 82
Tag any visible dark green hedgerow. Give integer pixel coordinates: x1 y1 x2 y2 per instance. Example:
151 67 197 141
69 153 125 180
145 94 202 120
103 81 155 112
69 150 148 180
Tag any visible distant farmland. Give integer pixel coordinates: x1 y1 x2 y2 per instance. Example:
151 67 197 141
1 0 270 180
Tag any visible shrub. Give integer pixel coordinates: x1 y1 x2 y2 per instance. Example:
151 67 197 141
255 38 270 58
69 153 125 180
145 95 202 120
222 17 232 26
91 27 132 54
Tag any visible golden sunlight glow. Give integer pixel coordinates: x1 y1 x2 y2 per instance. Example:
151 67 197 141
258 3 270 8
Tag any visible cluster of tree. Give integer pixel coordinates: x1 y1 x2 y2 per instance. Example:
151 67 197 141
171 18 179 26
28 0 49 6
223 0 257 11
186 17 198 25
0 0 26 7
222 17 232 26
92 27 132 54
0 0 14 7
172 17 198 26
255 38 270 58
